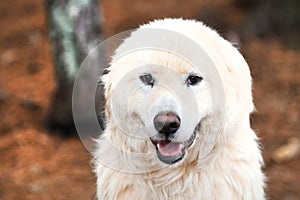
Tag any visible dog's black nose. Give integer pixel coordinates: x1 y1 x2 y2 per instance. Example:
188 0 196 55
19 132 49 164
154 113 180 135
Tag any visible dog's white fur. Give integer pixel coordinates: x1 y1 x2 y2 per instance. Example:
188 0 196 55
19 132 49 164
94 19 265 199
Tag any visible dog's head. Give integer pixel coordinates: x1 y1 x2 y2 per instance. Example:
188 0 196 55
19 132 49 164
103 49 218 166
102 19 253 167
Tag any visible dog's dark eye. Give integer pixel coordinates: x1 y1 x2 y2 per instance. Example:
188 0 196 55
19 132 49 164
187 75 203 86
139 74 155 87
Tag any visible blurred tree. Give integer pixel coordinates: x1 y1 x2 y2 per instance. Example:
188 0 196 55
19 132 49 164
237 0 300 48
46 0 105 134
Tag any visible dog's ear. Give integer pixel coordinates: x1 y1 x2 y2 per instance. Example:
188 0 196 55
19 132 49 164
95 67 111 130
104 79 112 120
95 80 106 130
101 66 112 121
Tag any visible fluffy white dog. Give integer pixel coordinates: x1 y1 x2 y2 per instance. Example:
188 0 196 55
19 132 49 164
94 18 265 200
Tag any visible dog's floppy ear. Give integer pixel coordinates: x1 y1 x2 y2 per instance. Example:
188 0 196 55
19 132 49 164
95 81 105 130
104 80 112 120
95 67 111 130
101 66 112 121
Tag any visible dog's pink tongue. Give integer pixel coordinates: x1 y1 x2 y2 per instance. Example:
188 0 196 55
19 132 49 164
157 141 182 157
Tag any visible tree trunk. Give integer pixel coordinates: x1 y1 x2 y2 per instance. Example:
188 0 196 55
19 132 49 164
45 0 105 134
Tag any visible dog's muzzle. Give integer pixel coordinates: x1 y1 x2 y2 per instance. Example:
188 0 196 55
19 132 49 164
150 113 197 164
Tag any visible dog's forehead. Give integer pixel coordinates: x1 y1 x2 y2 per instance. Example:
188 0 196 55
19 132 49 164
149 50 195 73
126 50 195 74
108 49 198 87
150 63 193 75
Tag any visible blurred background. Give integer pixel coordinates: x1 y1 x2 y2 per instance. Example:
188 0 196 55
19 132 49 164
0 0 299 199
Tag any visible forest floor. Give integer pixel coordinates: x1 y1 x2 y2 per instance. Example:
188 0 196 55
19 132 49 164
0 0 299 199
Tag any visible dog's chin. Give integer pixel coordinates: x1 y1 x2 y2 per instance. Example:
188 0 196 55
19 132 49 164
150 130 197 165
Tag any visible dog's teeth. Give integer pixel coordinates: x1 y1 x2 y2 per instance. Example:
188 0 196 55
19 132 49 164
157 143 164 150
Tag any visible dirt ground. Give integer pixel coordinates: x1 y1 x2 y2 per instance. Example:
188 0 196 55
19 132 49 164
0 0 299 199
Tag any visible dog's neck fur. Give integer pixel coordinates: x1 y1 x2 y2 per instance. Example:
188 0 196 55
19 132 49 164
95 119 265 199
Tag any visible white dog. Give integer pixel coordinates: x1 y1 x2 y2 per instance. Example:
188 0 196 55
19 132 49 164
94 19 265 200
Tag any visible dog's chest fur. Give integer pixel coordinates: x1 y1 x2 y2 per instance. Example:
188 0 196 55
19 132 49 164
96 138 264 200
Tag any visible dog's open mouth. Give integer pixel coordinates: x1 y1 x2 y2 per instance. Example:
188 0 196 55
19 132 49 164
150 131 196 165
